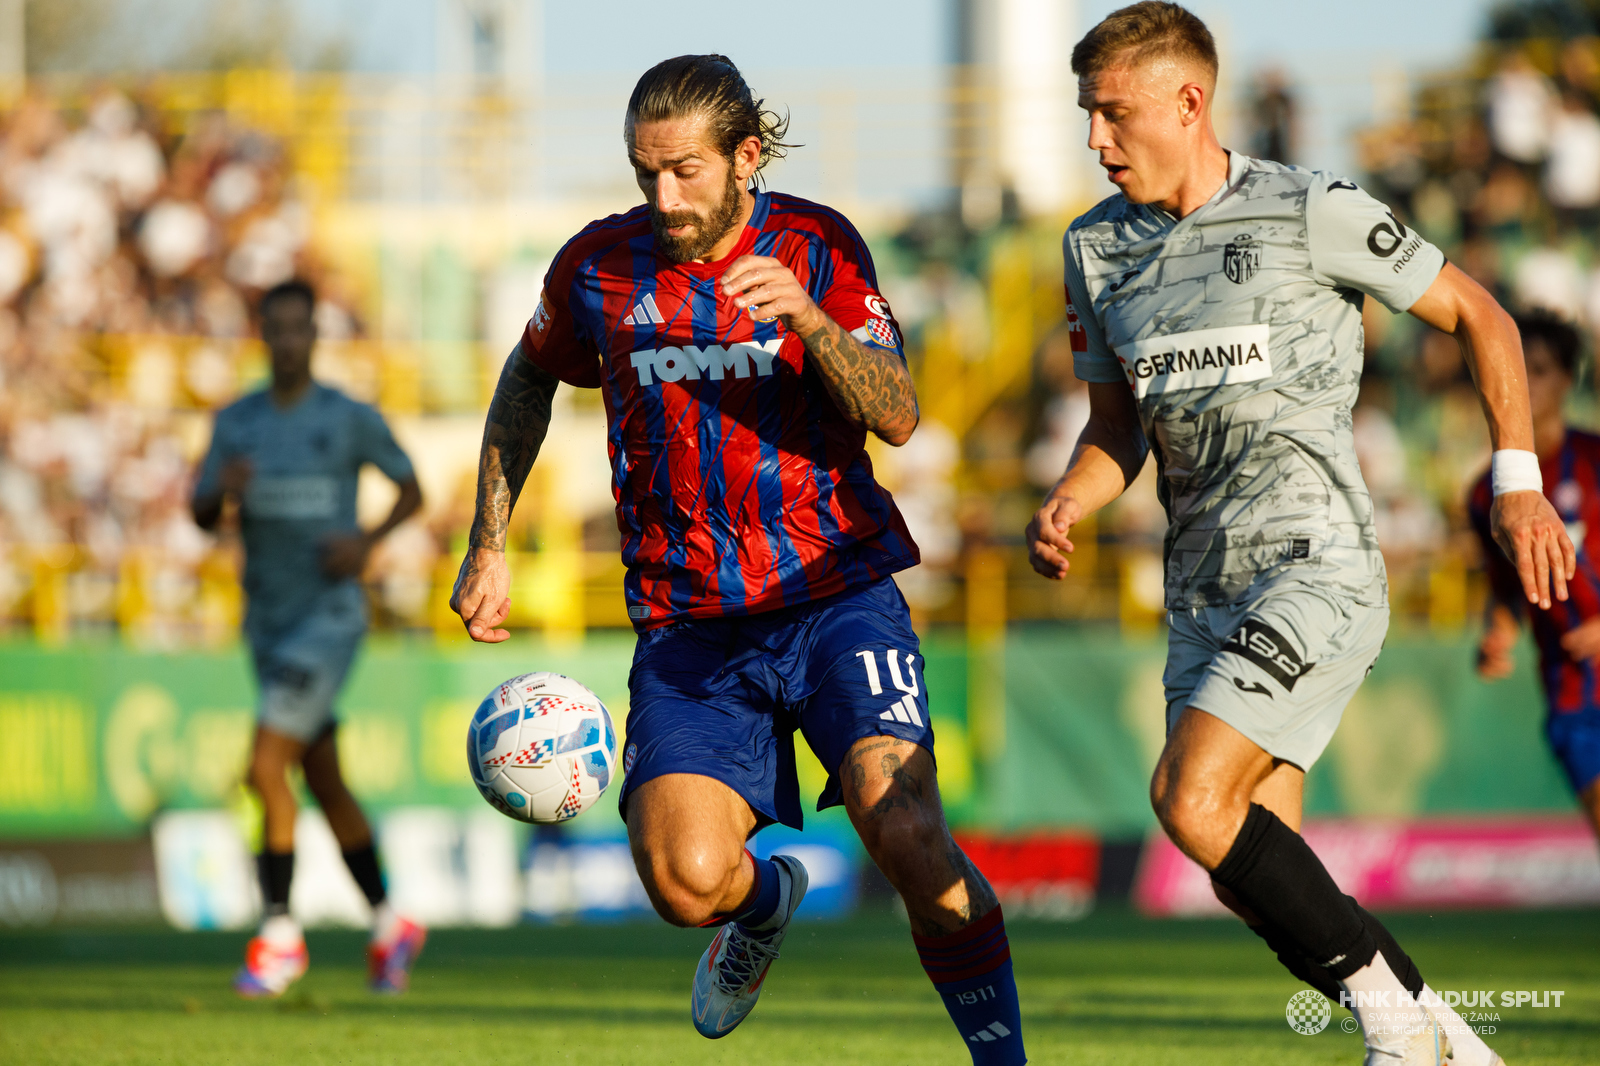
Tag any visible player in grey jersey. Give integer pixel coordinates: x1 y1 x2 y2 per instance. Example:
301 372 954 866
1025 5 1573 1065
192 280 426 998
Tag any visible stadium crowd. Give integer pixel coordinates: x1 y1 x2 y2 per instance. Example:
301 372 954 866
0 88 356 641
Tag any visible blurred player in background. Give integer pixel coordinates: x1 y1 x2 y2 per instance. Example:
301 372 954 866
1473 313 1600 840
451 55 1025 1063
192 279 427 998
1026 4 1569 1063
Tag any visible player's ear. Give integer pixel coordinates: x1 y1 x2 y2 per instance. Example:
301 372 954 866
732 134 761 184
1178 81 1206 127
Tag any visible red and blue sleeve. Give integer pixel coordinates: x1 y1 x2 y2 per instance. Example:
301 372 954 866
813 216 906 361
521 247 601 388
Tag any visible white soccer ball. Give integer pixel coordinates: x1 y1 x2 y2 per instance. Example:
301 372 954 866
466 671 617 824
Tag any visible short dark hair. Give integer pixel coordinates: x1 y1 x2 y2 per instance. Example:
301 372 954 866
1071 1 1218 81
260 278 315 316
626 55 795 173
1516 310 1582 376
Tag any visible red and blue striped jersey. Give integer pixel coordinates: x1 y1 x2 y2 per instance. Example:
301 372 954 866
521 190 919 630
1470 429 1600 714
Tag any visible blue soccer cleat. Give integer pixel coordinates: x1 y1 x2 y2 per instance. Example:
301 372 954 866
368 914 427 994
691 853 808 1039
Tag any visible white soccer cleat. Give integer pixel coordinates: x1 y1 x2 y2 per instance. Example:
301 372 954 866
690 853 808 1039
233 935 309 998
1362 1006 1452 1066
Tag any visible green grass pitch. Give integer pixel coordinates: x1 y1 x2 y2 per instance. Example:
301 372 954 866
2 906 1595 1064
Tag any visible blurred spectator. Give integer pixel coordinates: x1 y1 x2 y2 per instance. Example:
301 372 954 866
1512 244 1586 323
1024 322 1089 492
1560 38 1600 109
1486 49 1555 164
1544 89 1600 225
1249 68 1296 165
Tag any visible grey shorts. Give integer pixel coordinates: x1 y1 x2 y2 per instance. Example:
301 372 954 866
248 598 367 744
1164 584 1389 770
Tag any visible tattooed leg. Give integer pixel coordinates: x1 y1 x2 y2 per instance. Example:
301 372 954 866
840 736 997 937
841 735 1026 1062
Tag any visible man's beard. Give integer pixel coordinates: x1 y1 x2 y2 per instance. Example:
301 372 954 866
651 168 745 264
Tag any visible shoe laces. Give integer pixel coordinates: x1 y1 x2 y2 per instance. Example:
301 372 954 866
712 925 781 994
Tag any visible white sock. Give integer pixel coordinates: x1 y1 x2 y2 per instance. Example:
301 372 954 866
1422 984 1494 1065
259 913 302 948
1339 953 1429 1053
371 901 400 943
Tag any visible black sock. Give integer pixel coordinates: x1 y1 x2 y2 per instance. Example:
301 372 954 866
1209 804 1376 980
342 844 387 907
1351 897 1424 998
258 850 294 916
1248 920 1343 1000
1246 899 1426 1010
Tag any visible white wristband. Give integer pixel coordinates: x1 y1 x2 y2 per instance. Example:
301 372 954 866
1491 449 1543 496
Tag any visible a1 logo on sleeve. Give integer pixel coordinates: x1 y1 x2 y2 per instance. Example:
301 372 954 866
526 291 553 351
1065 299 1088 354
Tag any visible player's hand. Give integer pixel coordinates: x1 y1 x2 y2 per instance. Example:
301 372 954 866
720 255 822 332
451 547 512 643
1491 489 1576 610
321 532 373 579
1561 617 1600 662
1476 607 1520 680
220 458 253 497
1026 494 1083 579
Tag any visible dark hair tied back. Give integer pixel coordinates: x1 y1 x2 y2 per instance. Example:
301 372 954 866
627 55 796 175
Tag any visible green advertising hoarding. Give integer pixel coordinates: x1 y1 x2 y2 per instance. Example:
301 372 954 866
0 628 1573 841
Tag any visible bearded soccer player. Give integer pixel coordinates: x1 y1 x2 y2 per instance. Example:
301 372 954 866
1025 5 1570 1064
193 280 427 997
450 56 1024 1061
1472 313 1600 843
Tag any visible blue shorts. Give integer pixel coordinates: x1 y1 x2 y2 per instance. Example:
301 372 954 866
1547 708 1600 796
619 577 935 831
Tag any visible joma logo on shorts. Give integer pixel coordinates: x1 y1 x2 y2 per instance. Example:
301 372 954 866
1224 620 1314 691
630 339 784 386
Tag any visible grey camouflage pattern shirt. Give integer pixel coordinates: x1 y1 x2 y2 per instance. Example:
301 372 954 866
1064 152 1444 609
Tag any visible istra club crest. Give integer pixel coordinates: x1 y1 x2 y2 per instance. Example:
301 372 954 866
1223 233 1260 284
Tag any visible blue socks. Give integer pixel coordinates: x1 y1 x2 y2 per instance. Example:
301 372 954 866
914 907 1026 1064
731 851 783 931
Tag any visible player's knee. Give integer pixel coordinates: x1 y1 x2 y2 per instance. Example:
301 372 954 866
1154 781 1235 862
637 842 739 928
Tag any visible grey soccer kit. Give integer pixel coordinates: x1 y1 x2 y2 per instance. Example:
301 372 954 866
1065 151 1445 768
196 384 415 742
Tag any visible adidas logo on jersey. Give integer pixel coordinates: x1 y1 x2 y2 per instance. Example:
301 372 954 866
630 339 784 385
623 294 666 327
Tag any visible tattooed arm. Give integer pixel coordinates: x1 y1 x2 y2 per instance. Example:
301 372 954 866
449 344 560 643
719 255 919 445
